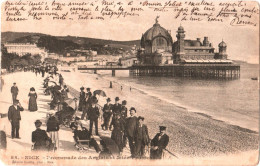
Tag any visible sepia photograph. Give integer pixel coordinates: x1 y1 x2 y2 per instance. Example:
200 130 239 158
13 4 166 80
0 0 259 165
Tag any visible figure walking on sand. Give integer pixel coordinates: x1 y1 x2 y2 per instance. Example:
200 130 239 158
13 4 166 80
112 97 122 117
101 98 112 130
11 82 19 104
88 97 100 136
150 126 169 159
135 116 150 158
125 107 138 158
28 87 38 112
110 113 125 154
121 100 128 147
78 87 86 112
81 88 92 120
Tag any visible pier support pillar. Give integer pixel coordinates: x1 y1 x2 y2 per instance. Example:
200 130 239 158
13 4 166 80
94 69 97 74
112 70 115 77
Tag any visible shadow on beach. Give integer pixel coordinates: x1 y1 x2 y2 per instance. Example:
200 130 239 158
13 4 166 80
12 140 32 149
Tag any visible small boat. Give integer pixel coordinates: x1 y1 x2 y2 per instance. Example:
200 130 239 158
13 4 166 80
251 77 258 80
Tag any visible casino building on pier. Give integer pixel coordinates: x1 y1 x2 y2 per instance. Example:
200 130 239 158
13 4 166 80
133 18 240 79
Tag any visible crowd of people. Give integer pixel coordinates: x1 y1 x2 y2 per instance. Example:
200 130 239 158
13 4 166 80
7 64 170 159
72 80 170 159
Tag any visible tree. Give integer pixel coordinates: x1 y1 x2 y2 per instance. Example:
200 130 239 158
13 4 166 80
1 44 19 70
32 54 42 65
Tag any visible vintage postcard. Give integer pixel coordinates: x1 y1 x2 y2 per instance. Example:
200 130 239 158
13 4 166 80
0 0 259 165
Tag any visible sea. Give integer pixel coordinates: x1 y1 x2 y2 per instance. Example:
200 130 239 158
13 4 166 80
97 62 259 131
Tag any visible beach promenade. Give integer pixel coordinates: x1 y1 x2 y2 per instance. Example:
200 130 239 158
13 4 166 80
0 71 258 165
0 72 92 154
0 72 132 160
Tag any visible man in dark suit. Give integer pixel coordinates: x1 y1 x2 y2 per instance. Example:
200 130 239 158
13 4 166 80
125 107 138 157
11 83 19 103
8 100 24 139
121 100 128 147
79 87 85 113
32 120 50 151
150 126 169 159
101 98 112 130
88 97 100 135
82 87 92 119
112 97 122 116
134 116 150 158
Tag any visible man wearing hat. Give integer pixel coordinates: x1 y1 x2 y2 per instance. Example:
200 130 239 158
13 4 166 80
125 107 138 157
70 117 82 131
112 97 122 116
150 126 169 159
134 116 150 158
121 100 128 120
121 100 128 147
70 117 83 144
32 120 50 151
81 88 92 120
101 98 112 130
8 99 24 139
88 97 100 135
78 87 85 112
11 82 19 103
86 88 92 104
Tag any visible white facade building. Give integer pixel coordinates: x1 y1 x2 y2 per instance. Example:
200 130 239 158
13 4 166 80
4 43 47 57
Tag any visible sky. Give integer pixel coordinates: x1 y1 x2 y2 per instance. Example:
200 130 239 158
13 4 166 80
1 0 259 64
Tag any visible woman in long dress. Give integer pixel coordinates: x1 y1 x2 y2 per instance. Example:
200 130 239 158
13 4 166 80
110 114 125 154
28 87 38 111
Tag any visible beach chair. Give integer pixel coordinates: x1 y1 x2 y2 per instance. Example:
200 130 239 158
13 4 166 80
74 128 91 152
74 127 101 153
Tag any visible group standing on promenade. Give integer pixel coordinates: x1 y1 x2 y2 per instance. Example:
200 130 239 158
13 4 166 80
6 64 170 159
74 82 170 158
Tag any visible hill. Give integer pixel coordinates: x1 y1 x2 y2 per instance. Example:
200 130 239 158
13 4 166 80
1 32 45 43
1 32 140 55
1 31 140 48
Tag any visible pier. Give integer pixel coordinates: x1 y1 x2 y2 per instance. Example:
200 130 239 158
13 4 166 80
77 65 129 77
77 64 240 79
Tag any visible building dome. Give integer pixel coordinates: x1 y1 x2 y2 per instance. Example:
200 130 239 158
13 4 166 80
141 23 173 44
218 41 227 47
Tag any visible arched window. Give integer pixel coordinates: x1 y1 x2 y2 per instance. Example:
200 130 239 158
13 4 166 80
152 37 168 52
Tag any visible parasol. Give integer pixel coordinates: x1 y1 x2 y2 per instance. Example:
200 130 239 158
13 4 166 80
93 90 107 97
